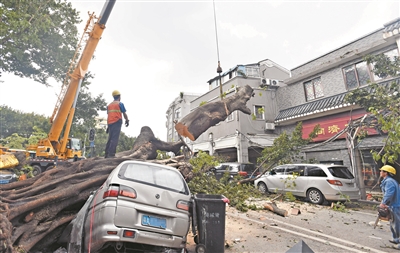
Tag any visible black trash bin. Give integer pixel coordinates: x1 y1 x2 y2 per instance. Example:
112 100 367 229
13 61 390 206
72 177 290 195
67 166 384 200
192 194 229 253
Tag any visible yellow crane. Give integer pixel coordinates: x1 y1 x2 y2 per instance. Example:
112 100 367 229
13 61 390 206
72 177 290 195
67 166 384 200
26 0 116 175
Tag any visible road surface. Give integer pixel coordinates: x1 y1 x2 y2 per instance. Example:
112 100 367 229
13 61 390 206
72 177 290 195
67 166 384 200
187 201 398 253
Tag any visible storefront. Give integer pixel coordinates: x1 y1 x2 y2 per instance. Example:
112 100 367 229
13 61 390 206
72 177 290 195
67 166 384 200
301 109 384 189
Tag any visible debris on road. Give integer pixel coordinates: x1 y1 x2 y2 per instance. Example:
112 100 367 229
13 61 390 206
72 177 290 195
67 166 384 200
264 202 289 217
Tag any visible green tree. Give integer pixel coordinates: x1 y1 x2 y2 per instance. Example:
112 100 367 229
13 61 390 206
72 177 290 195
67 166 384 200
345 53 400 165
0 0 81 84
3 133 26 149
188 151 262 211
73 73 107 127
257 122 319 171
0 106 50 139
28 126 47 145
117 132 136 153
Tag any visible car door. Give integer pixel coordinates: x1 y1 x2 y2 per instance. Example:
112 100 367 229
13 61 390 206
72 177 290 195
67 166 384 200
290 166 307 197
265 166 286 192
304 165 328 196
282 165 297 193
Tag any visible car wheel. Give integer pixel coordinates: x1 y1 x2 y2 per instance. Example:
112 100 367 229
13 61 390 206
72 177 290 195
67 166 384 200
32 165 42 176
257 182 268 194
307 188 324 205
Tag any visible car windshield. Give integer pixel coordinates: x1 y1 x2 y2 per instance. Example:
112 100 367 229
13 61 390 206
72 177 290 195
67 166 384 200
119 163 189 195
328 166 354 179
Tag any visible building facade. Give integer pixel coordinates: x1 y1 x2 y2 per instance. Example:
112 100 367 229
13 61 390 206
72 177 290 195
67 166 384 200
166 60 290 165
165 18 400 186
274 18 400 188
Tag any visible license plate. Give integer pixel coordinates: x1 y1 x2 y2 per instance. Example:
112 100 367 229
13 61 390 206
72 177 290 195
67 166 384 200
142 215 166 229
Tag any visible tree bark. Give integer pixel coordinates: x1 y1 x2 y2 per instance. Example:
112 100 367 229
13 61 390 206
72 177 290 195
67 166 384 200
175 85 254 141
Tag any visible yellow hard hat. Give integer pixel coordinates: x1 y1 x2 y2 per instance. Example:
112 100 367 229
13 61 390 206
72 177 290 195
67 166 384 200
112 90 121 96
380 165 396 175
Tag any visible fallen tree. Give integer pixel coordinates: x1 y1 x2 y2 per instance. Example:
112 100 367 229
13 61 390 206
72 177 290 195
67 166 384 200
0 85 254 253
0 128 193 253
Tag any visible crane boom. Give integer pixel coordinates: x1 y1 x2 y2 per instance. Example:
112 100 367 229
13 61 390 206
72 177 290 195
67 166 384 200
34 0 116 161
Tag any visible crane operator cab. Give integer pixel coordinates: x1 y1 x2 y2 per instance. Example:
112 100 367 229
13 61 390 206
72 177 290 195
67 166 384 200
65 138 84 161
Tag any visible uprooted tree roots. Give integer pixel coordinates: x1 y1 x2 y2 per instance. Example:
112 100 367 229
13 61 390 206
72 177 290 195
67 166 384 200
0 155 194 253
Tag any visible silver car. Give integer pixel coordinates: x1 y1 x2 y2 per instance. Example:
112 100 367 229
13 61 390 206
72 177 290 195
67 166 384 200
67 161 191 253
254 164 360 204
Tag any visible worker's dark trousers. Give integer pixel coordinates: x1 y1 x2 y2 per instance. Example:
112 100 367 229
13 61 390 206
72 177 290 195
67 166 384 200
390 206 400 241
105 120 122 158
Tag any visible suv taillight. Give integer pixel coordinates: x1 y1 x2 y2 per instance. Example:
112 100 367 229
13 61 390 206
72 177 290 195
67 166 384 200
103 185 137 199
239 171 248 177
327 179 343 186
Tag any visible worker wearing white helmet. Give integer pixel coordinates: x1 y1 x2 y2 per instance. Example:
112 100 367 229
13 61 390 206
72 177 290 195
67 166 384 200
379 165 400 250
104 90 129 158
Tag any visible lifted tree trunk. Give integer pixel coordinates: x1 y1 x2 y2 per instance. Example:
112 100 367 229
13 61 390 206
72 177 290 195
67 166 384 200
175 85 254 141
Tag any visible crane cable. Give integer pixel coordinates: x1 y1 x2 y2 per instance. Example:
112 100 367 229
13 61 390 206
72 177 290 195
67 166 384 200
213 0 223 99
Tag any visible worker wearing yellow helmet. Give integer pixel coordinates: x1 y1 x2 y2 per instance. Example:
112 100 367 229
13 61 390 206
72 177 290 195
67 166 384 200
379 165 400 249
105 90 129 158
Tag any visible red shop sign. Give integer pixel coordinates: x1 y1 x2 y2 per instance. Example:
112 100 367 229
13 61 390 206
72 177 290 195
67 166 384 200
302 110 378 142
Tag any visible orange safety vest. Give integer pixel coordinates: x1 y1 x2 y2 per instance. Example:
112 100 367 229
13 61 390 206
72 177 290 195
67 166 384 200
107 101 122 124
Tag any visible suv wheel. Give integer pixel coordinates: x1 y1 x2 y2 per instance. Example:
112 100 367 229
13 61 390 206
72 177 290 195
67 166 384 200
307 188 324 205
257 182 268 194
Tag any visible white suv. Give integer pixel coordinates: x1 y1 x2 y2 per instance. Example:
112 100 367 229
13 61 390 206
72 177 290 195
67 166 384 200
254 164 360 204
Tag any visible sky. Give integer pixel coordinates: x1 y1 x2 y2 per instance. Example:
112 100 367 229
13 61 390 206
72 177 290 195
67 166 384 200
1 0 399 141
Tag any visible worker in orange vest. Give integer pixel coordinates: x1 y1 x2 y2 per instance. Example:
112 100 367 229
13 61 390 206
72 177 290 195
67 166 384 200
105 90 129 158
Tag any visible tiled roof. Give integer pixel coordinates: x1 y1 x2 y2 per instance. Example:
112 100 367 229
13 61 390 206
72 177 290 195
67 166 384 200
275 77 399 123
275 93 351 122
383 18 400 39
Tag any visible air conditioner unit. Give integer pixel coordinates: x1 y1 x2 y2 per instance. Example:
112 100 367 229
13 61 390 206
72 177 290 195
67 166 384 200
260 78 270 86
270 79 279 86
265 122 275 130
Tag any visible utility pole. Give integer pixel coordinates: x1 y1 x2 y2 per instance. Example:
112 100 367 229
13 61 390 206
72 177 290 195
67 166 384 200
354 141 366 200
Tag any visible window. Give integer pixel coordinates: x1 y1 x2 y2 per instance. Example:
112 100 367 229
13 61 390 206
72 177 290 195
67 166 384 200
343 48 399 90
254 105 265 120
287 166 305 176
226 111 234 122
245 66 260 78
122 163 188 194
271 166 285 175
285 166 297 175
304 77 323 101
343 62 371 89
175 108 181 120
168 113 173 125
306 166 327 177
372 48 399 80
327 166 354 179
